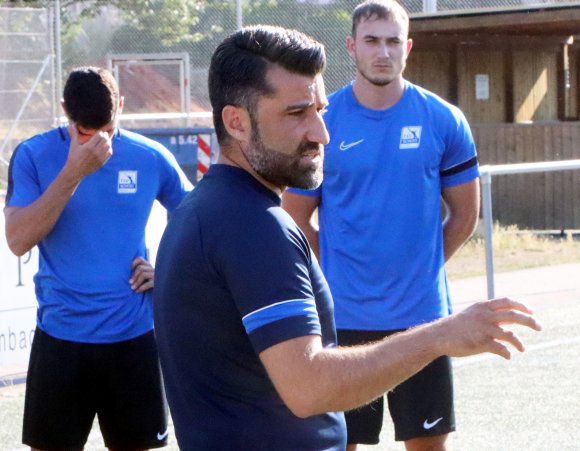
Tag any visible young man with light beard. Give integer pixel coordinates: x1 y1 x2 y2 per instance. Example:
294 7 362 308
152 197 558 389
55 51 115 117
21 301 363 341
284 1 480 450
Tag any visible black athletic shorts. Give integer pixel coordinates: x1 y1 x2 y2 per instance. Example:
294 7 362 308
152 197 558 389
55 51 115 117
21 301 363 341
23 328 168 450
337 329 456 443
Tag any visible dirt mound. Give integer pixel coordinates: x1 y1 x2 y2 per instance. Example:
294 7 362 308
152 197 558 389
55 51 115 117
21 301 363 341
117 64 208 114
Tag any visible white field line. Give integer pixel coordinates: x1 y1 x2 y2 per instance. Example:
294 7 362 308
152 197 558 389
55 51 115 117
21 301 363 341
453 335 580 368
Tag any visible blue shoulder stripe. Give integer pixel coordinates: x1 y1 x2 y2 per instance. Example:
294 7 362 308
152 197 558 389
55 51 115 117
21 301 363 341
242 299 318 334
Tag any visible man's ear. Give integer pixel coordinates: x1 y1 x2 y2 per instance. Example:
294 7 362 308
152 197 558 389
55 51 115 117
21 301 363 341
406 38 413 57
118 96 124 113
346 35 355 59
222 105 251 143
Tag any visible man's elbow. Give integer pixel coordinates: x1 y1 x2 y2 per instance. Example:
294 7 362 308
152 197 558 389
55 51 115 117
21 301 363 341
463 214 477 235
276 381 330 419
467 211 479 236
451 208 479 238
284 392 325 419
6 235 32 257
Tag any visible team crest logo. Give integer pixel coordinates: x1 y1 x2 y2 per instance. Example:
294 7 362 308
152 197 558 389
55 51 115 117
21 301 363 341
118 170 138 194
399 126 422 149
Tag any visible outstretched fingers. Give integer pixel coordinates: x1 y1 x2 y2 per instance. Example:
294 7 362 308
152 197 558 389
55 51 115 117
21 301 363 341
482 297 543 359
485 340 513 360
492 328 524 354
447 297 543 359
487 298 543 331
488 297 534 314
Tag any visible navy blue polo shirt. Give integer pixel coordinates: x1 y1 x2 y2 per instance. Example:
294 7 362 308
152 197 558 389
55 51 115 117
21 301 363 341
154 164 346 450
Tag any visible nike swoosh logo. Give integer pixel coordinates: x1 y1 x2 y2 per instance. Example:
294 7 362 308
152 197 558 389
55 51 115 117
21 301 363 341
339 139 364 151
423 417 443 430
157 429 169 441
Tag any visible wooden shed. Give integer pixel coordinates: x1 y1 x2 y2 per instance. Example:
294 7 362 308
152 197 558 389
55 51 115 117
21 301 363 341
405 3 580 230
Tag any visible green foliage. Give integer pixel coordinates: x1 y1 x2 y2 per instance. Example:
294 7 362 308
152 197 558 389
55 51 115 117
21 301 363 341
242 0 357 92
11 0 206 46
111 0 205 46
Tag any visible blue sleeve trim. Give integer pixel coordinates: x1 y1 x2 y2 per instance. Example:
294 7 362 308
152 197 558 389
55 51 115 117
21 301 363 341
242 298 318 334
248 316 322 354
5 144 21 204
285 186 321 197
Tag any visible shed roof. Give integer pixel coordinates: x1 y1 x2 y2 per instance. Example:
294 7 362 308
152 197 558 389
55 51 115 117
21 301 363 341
410 2 580 38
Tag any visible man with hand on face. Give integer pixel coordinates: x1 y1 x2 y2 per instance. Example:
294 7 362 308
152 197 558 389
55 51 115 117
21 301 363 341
4 66 192 451
153 25 541 451
283 1 481 449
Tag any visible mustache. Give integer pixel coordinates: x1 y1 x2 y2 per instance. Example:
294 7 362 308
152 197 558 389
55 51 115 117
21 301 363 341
299 141 322 153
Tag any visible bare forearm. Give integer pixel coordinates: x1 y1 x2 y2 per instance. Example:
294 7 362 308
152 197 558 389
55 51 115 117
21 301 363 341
443 213 477 261
442 179 480 261
5 167 81 256
263 298 541 419
307 325 441 414
6 125 113 256
266 325 443 418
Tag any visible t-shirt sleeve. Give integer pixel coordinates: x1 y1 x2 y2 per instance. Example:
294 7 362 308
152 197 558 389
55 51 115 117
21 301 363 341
219 211 321 354
5 143 41 207
440 107 480 188
285 185 321 197
155 144 194 212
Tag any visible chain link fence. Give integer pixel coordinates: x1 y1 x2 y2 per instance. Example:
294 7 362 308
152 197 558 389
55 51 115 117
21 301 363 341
0 5 56 186
0 0 578 188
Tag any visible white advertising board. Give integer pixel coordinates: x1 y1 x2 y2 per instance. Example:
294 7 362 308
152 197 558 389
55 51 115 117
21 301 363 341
0 201 168 368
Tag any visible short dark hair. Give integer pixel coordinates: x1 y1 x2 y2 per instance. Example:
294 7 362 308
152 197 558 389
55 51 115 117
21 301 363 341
208 25 326 145
63 66 120 129
352 0 409 37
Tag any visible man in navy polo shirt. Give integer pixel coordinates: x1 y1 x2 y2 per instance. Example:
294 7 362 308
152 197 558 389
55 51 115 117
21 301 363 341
154 25 541 451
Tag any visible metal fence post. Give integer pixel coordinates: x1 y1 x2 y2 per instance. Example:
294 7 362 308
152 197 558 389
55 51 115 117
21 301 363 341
54 0 62 120
237 0 243 30
480 168 495 299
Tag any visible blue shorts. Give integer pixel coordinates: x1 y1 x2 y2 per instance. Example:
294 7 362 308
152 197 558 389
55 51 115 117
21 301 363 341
337 329 456 443
23 328 168 450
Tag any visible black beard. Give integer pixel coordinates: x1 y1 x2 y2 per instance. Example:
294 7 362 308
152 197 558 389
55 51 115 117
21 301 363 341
243 127 323 190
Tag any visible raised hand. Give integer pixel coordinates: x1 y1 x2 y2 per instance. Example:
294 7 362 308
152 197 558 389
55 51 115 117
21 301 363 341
438 297 542 360
66 123 113 179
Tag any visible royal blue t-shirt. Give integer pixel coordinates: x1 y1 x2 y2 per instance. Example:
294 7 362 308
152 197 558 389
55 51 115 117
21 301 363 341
289 82 480 330
154 164 346 450
6 126 192 342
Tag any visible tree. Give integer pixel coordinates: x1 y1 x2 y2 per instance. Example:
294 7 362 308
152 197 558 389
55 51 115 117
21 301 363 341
10 0 205 46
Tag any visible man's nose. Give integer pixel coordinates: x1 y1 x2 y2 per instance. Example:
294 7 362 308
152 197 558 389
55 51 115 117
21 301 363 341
378 43 390 58
308 112 330 146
